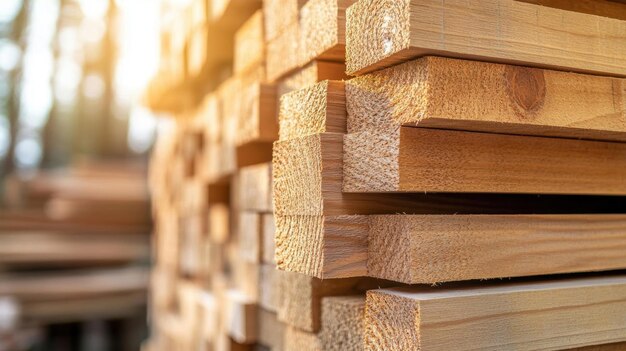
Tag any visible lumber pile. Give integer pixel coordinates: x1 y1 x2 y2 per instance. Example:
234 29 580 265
0 161 151 347
144 0 626 350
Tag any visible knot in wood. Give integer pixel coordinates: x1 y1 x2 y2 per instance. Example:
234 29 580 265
504 66 546 119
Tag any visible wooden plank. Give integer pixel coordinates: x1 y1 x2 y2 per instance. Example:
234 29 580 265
364 275 626 350
279 81 346 141
277 213 626 282
346 56 626 141
272 132 625 217
0 232 148 267
344 127 626 194
368 214 626 284
234 10 265 76
345 0 626 76
261 213 276 264
262 0 305 42
299 0 355 63
0 267 148 301
236 82 277 147
516 0 626 20
319 296 365 351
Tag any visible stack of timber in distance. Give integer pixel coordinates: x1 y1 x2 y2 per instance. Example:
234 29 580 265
143 0 626 350
0 162 151 344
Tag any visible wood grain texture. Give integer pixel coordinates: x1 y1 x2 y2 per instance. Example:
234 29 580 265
276 212 626 283
346 56 626 141
516 0 626 20
320 296 365 351
300 0 355 63
279 80 346 141
365 275 626 350
275 215 369 278
344 127 626 194
236 82 277 147
346 0 626 76
368 214 626 284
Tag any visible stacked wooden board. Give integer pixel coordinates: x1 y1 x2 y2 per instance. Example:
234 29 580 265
0 162 151 348
144 0 626 350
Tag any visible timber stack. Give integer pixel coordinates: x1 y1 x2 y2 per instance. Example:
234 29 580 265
144 0 626 350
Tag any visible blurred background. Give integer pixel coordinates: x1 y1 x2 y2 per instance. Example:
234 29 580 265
0 0 163 350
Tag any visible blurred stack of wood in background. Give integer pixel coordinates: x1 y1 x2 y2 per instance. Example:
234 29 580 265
144 0 626 350
1 161 151 350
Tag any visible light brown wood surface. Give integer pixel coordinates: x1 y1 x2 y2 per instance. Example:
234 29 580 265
259 264 280 312
299 0 355 63
346 56 626 141
284 326 322 351
0 231 148 266
238 163 272 212
344 127 626 194
256 308 285 351
262 0 305 42
267 21 301 82
279 81 346 141
261 213 276 264
275 215 368 278
320 296 365 351
368 214 626 284
238 211 261 263
209 204 230 244
277 271 365 332
516 0 626 20
365 275 626 350
279 60 349 96
236 83 277 147
346 0 626 76
234 10 264 76
225 289 257 344
273 133 523 217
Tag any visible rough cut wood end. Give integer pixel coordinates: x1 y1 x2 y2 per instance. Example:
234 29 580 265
345 0 410 75
320 296 366 351
279 80 346 141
